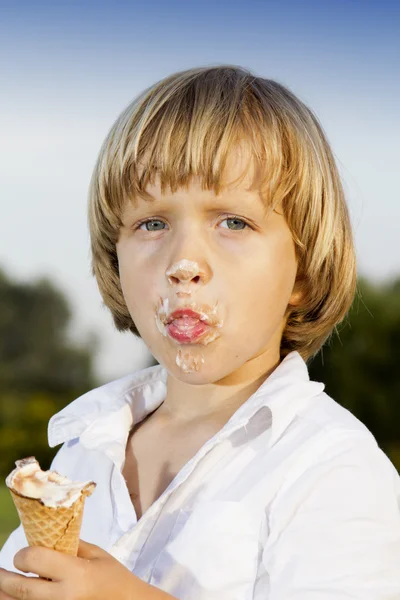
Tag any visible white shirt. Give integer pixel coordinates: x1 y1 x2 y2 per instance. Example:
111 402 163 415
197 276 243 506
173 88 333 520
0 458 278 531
1 351 400 599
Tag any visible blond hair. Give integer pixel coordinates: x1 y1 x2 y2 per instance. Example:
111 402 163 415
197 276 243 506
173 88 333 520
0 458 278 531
88 65 357 363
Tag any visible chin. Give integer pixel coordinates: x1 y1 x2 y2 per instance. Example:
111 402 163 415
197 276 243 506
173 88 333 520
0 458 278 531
158 349 240 385
162 360 218 383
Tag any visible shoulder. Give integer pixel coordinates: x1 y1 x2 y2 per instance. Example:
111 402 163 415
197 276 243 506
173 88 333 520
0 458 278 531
263 394 400 597
273 388 400 514
273 387 400 506
300 389 374 438
290 388 381 461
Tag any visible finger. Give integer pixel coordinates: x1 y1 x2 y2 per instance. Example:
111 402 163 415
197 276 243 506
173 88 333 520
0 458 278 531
0 587 16 600
14 546 78 581
0 568 56 600
77 539 109 560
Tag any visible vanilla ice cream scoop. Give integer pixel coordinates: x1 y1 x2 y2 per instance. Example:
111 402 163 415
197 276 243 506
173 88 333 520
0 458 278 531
6 456 96 509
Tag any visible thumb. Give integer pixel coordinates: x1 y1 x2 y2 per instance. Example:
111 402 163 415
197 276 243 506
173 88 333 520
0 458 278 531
77 539 109 560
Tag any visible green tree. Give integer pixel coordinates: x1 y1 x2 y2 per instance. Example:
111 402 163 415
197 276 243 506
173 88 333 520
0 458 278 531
309 276 400 470
0 268 98 478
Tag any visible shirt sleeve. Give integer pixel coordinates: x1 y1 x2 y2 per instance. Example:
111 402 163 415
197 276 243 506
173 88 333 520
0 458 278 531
261 436 400 599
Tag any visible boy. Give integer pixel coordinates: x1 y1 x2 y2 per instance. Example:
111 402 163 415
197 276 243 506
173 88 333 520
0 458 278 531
1 66 399 600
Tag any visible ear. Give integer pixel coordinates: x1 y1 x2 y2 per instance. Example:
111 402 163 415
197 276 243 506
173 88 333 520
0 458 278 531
288 275 306 307
288 291 303 307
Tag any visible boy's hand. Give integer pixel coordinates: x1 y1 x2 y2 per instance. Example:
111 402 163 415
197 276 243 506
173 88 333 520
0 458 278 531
0 540 174 600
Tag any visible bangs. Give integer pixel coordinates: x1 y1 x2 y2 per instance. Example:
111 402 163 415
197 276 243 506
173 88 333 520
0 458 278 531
96 68 305 225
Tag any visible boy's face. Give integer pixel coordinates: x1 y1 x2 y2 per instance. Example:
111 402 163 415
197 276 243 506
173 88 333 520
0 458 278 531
116 148 302 384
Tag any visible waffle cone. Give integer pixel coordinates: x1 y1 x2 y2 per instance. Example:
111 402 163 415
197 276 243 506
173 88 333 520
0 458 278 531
8 483 95 556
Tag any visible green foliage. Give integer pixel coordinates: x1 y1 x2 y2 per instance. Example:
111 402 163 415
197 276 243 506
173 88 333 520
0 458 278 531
0 391 64 478
0 268 98 479
309 276 400 471
0 269 97 396
0 484 20 549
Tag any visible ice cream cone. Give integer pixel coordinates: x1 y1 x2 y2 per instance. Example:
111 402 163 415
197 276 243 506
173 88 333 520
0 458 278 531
8 481 96 556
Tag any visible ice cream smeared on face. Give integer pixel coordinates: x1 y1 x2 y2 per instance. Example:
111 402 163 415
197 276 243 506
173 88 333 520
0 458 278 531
155 296 170 336
166 259 201 283
155 259 224 373
176 349 205 374
6 457 96 509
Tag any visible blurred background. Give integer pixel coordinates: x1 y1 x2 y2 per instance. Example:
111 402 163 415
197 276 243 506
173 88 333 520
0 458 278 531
1 0 399 546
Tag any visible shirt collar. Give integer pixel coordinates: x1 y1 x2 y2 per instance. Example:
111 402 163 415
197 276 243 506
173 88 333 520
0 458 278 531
48 363 168 448
48 351 324 460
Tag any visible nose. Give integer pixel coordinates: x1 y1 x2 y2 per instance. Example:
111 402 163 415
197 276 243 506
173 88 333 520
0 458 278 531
166 259 209 287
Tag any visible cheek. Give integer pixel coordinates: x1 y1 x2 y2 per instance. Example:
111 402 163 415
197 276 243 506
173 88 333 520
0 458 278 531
117 246 150 295
120 272 155 316
118 264 162 335
233 244 297 318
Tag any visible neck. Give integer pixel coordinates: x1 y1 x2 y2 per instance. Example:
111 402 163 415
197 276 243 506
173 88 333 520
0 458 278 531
159 348 281 425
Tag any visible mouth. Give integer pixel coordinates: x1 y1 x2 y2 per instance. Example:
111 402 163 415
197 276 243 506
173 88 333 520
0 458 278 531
165 308 213 343
155 299 223 345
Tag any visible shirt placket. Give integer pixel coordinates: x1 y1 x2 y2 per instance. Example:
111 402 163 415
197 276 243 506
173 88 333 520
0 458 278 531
109 414 252 571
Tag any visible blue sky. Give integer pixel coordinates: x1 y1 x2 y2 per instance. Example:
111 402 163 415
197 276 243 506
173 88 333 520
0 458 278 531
2 0 399 94
0 0 399 380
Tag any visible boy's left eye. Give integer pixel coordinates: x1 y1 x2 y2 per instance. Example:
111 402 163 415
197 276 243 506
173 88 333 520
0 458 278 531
220 217 248 231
